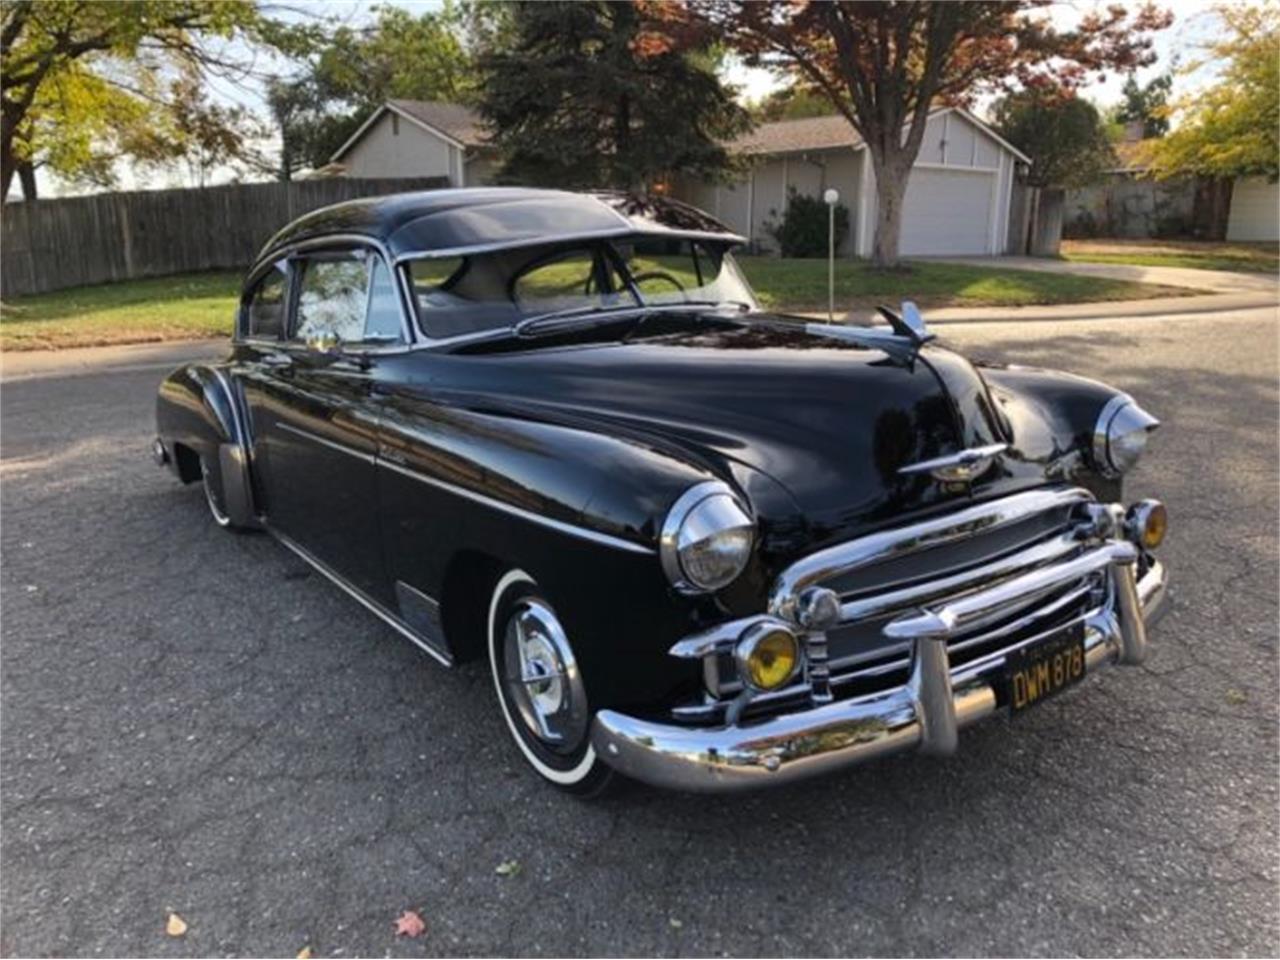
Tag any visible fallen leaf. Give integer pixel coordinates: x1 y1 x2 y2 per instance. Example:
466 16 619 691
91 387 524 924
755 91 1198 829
669 917 684 929
165 912 188 937
394 909 426 938
297 946 313 959
495 859 521 878
1226 688 1248 705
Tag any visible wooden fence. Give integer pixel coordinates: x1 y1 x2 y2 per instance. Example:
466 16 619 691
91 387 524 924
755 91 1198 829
0 177 448 298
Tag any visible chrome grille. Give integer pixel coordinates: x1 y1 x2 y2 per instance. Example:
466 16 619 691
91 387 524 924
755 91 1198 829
676 487 1105 724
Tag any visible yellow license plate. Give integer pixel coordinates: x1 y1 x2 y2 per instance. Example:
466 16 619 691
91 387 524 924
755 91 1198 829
1005 626 1086 714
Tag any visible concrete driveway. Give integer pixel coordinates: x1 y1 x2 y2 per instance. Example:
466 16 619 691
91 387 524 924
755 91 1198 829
2 307 1277 957
938 255 1279 295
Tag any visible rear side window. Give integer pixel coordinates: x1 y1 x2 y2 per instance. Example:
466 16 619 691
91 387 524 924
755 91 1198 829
292 251 404 345
245 263 288 340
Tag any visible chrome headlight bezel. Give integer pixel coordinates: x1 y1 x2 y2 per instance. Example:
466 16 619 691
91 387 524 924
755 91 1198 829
660 481 755 594
1093 395 1160 478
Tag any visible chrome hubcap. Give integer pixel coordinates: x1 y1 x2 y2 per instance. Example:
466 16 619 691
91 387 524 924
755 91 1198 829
201 461 230 526
502 599 587 753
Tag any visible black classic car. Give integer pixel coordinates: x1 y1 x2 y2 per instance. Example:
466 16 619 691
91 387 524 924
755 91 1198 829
154 188 1169 795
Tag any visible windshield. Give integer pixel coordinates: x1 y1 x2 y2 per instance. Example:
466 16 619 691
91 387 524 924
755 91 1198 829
405 235 756 341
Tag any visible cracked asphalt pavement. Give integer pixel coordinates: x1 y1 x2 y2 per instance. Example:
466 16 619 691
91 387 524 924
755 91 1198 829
2 308 1277 957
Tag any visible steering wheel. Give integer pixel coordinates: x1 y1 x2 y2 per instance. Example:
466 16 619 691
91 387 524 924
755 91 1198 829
631 270 689 302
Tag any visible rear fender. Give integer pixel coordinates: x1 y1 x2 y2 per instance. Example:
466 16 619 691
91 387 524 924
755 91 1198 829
155 364 258 527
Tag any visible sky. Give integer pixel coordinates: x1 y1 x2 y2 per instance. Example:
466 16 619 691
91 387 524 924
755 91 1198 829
39 0 1230 197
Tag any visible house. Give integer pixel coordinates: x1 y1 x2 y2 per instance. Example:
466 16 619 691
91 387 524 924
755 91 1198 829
673 107 1030 257
329 100 498 187
1065 124 1279 242
330 100 1030 257
1064 137 1201 239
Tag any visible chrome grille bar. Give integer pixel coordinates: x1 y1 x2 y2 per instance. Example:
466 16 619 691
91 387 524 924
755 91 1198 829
882 541 1137 641
769 486 1092 622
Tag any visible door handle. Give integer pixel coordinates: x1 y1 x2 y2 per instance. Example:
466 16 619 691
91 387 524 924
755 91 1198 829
262 354 293 374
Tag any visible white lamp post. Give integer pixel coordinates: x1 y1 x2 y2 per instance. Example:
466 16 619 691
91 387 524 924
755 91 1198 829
823 188 840 323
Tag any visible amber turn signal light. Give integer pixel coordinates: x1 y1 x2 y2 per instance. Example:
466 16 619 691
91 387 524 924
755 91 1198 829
735 625 801 691
1126 499 1167 550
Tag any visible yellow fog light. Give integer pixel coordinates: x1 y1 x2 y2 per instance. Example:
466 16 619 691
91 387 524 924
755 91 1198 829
735 624 801 691
1126 499 1168 550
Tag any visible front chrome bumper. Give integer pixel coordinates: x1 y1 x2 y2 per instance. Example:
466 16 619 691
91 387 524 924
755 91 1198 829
591 555 1167 793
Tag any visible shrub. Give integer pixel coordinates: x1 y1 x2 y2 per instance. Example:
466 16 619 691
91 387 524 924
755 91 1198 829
764 188 850 257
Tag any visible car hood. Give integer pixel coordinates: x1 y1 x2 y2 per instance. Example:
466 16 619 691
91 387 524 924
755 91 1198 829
427 319 1046 544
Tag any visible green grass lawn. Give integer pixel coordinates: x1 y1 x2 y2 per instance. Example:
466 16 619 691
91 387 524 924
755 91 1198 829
735 256 1189 313
1 271 241 351
0 256 1192 352
1061 239 1280 274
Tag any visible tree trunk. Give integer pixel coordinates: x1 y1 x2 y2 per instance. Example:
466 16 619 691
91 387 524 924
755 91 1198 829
0 150 14 202
870 153 910 268
16 159 36 201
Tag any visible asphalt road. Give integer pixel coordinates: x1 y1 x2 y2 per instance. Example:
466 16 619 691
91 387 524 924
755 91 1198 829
2 308 1277 958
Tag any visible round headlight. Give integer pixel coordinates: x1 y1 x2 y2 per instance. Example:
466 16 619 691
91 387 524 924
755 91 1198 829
1094 396 1159 477
660 481 754 593
735 623 800 691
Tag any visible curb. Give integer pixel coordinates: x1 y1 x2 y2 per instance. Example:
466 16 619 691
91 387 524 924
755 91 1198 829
799 292 1278 326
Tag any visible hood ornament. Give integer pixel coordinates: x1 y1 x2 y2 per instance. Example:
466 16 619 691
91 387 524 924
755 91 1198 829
877 300 933 345
898 442 1009 482
803 300 934 366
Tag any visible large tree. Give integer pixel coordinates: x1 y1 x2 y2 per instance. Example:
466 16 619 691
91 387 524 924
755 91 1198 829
1147 2 1278 182
1111 73 1173 138
477 1 750 191
0 0 298 199
994 87 1114 189
654 1 1171 267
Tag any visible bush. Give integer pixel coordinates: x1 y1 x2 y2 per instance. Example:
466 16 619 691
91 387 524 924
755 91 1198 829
764 188 850 257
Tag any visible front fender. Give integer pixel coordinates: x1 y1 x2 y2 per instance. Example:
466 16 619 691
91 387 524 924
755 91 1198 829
979 363 1134 500
377 392 795 710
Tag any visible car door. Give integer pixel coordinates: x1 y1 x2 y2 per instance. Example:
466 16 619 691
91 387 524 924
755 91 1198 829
242 243 407 606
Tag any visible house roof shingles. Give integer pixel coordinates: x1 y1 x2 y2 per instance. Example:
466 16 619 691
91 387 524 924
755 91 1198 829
389 99 489 148
732 114 862 155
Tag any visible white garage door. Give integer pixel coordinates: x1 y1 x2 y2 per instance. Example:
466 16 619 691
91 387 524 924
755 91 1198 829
900 168 995 255
1227 178 1279 242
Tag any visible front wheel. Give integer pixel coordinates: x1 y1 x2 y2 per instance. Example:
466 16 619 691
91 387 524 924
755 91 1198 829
200 457 233 528
487 570 614 796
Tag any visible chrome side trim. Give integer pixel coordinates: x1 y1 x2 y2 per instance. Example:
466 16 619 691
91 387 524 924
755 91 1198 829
275 421 376 464
378 458 654 555
769 487 1092 621
270 528 453 667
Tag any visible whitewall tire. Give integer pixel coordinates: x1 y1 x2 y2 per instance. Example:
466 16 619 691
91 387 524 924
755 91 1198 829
486 569 613 796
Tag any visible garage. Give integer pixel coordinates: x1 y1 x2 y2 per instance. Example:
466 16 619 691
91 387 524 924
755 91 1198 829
679 107 1028 258
899 167 997 256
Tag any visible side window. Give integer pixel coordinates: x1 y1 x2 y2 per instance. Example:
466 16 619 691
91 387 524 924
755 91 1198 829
512 248 624 311
292 251 404 346
244 263 288 340
364 258 403 342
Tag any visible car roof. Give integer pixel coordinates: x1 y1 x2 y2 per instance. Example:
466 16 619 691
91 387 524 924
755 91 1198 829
254 187 744 266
